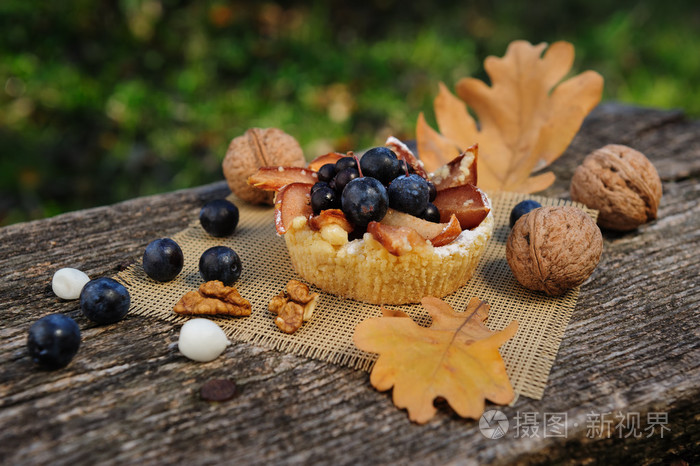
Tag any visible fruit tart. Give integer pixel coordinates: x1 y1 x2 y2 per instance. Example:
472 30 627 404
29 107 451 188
248 137 493 304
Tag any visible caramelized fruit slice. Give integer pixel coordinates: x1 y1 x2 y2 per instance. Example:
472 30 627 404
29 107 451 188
274 183 313 234
430 144 478 191
308 209 353 232
248 167 318 192
433 184 490 230
367 222 431 256
380 209 461 246
426 215 462 247
307 152 345 171
385 136 429 179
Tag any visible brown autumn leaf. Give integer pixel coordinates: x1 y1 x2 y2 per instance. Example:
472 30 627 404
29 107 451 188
417 40 604 193
353 297 518 424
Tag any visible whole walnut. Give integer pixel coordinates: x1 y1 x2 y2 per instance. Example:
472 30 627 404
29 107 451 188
506 206 603 296
570 144 662 231
222 128 306 205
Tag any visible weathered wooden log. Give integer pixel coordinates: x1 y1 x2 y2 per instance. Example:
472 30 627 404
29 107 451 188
0 104 698 465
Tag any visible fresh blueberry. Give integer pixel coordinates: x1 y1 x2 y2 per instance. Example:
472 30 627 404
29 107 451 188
80 277 131 325
421 203 441 223
359 147 402 185
509 200 543 227
199 246 242 286
310 185 339 214
387 174 431 217
27 314 81 369
311 181 331 197
335 156 358 172
341 176 389 227
142 238 184 282
397 159 409 176
332 167 359 194
199 199 239 237
317 163 337 183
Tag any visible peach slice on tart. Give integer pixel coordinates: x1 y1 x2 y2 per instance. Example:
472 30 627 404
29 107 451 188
366 221 433 256
428 215 464 247
307 152 346 171
432 183 490 230
378 209 462 248
430 144 478 191
248 166 318 192
274 182 313 234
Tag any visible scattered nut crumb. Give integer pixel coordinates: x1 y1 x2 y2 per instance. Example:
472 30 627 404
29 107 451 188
174 281 252 316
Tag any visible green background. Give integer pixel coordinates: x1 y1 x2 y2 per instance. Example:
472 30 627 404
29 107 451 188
1 0 698 225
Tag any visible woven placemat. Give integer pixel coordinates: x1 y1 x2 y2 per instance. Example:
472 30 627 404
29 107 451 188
117 192 596 400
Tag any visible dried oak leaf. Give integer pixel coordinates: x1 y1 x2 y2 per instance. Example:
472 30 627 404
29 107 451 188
353 297 518 424
417 40 604 193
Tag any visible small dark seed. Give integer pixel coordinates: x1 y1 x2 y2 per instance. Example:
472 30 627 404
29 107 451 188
117 260 135 271
200 379 238 402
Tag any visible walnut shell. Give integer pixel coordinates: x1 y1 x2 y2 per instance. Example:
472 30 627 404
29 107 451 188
506 206 603 296
222 128 306 205
570 144 662 231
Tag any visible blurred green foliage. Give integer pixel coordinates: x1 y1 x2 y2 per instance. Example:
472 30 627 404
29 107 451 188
1 0 698 225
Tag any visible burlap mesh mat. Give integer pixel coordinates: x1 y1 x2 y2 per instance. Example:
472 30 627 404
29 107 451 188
117 192 597 400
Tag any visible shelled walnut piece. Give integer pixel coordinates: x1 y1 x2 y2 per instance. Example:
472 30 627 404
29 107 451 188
269 280 319 333
174 280 252 316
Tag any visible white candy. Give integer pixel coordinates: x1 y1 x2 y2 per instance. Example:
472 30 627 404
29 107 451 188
178 318 230 362
52 268 90 300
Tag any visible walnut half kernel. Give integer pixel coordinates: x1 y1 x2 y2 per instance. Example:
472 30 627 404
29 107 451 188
174 280 252 316
269 280 319 333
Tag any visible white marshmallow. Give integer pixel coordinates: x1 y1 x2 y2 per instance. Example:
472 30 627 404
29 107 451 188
52 268 90 300
178 318 230 362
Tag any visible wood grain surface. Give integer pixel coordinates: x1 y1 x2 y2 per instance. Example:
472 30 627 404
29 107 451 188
1 104 698 465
